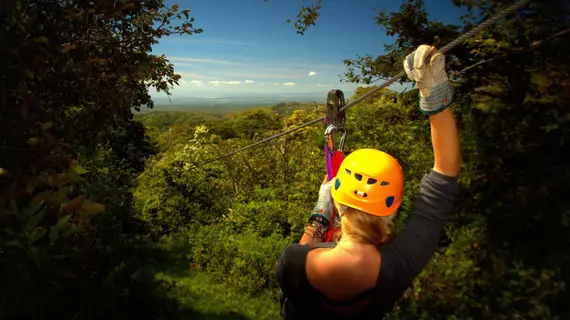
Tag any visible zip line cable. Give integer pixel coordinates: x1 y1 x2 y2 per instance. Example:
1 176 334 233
198 0 534 167
200 116 326 166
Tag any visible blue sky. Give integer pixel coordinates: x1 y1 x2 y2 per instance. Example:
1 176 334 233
151 0 467 98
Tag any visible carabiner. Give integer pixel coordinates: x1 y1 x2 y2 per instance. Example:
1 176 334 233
325 125 347 153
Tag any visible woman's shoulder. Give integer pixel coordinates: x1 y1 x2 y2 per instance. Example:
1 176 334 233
276 243 334 294
279 242 336 264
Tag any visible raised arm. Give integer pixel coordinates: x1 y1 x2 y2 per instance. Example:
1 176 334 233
404 44 462 175
430 108 462 177
380 44 461 293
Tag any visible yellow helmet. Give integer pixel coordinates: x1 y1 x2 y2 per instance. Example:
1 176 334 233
331 149 404 217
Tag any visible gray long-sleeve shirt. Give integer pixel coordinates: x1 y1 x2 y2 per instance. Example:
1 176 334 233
275 170 460 319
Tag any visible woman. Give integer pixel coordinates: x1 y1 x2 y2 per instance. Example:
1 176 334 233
275 44 461 319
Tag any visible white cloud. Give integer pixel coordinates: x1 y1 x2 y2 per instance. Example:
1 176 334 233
179 79 187 84
244 80 255 83
283 82 296 86
197 69 305 79
209 80 242 86
189 80 204 87
313 83 333 87
308 71 319 76
168 57 241 66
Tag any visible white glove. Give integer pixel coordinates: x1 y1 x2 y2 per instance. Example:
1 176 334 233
309 179 334 228
403 45 454 114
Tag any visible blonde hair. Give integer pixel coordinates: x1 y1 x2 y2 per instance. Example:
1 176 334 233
336 205 395 247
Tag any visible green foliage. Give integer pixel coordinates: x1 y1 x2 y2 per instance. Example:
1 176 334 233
0 0 201 318
265 0 322 35
189 225 289 295
2 0 569 318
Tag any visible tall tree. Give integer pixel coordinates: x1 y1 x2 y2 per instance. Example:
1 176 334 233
0 0 201 317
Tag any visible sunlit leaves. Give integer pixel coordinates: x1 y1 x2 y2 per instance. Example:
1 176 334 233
75 199 106 222
40 122 53 131
33 36 49 43
291 0 323 35
26 138 39 146
267 0 322 35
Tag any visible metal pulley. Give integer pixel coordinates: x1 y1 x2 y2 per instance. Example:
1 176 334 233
325 89 346 128
324 89 347 153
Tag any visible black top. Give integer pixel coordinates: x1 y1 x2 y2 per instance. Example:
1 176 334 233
275 170 459 319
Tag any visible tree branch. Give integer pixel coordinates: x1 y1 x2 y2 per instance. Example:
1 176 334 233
452 27 570 78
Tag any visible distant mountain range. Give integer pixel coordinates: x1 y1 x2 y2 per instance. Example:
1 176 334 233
148 92 354 112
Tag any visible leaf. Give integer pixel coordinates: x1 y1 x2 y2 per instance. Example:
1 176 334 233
52 173 71 187
55 214 72 230
76 200 106 221
21 200 44 221
26 137 40 146
24 70 34 79
3 240 25 250
71 164 88 175
29 227 46 245
31 190 55 204
27 246 42 270
24 211 44 233
47 186 69 205
60 225 84 238
64 195 85 212
68 171 85 183
49 227 59 245
34 36 49 43
61 43 76 53
41 122 53 130
99 167 109 175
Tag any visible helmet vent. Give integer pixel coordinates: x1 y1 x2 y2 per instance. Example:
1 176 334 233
381 181 390 186
353 190 368 198
386 196 395 207
345 169 352 175
354 173 363 181
367 178 377 185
